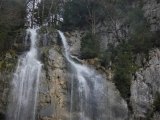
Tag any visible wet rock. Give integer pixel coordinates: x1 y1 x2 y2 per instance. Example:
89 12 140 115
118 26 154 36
38 47 70 120
66 30 87 57
105 81 129 120
40 100 55 118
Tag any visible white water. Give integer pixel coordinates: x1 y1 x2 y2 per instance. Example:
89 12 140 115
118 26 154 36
58 31 108 120
6 29 42 120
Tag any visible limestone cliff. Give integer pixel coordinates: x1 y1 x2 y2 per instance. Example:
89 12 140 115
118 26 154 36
38 47 70 120
131 49 160 119
1 1 160 120
37 30 128 120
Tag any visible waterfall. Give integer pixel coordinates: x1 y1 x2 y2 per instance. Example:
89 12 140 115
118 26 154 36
6 29 42 120
58 31 108 120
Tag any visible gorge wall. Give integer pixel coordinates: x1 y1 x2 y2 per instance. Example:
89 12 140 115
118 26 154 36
1 0 160 120
37 30 128 120
35 1 160 120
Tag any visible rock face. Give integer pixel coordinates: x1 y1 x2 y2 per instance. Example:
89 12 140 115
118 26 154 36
131 48 160 119
0 52 17 120
143 0 160 31
0 72 10 120
38 47 129 120
38 28 58 47
65 29 87 57
103 80 129 120
37 30 129 120
38 47 71 120
1 2 160 118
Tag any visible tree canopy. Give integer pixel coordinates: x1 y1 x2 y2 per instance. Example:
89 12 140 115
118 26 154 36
0 0 26 52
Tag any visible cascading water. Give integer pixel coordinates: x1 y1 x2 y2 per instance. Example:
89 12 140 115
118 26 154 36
58 31 108 120
6 29 42 120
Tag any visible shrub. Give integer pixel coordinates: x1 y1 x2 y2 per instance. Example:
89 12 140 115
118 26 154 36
125 7 152 55
100 42 138 100
81 33 99 59
39 26 47 33
114 69 131 99
99 51 111 67
113 51 136 100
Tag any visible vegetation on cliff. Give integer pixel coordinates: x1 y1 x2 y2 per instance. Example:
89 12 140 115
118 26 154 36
81 33 99 59
1 0 160 117
63 0 160 102
0 0 26 53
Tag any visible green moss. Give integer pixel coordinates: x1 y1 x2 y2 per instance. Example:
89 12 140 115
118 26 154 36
39 26 47 34
48 27 56 33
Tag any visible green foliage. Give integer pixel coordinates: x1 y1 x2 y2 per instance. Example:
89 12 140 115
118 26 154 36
114 69 131 99
125 7 160 56
39 26 47 33
125 7 153 55
126 7 149 30
153 92 160 112
130 32 152 54
0 25 15 52
81 33 99 59
99 42 138 100
39 26 56 34
0 29 7 51
0 0 26 28
99 51 111 67
113 43 137 99
0 0 26 53
62 0 88 27
113 52 136 99
48 27 56 34
98 7 153 100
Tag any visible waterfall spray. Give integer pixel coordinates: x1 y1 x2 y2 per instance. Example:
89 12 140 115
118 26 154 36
6 29 42 120
58 31 108 120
